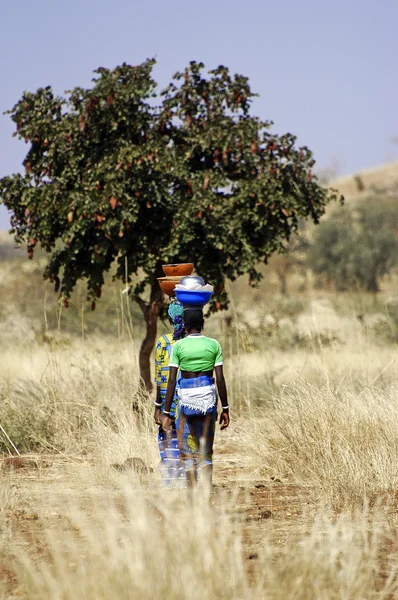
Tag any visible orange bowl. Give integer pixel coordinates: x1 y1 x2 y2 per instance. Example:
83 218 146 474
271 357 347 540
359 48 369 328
162 263 194 277
157 276 183 297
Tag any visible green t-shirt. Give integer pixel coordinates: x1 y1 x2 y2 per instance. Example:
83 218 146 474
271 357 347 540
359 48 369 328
169 335 223 372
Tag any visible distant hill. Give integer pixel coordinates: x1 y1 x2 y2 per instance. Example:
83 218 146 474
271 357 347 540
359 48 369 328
330 160 398 201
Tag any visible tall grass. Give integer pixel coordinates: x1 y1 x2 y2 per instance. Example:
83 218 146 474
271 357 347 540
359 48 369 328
5 479 398 599
243 380 398 506
1 250 398 597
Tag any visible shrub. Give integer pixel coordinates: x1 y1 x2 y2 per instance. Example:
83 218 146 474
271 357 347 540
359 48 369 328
308 198 398 292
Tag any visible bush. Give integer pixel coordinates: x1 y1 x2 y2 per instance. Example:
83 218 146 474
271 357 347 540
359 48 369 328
372 298 398 343
308 197 398 292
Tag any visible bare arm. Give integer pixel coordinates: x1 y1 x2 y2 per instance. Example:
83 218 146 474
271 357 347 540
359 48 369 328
215 365 230 430
154 386 162 425
155 386 162 404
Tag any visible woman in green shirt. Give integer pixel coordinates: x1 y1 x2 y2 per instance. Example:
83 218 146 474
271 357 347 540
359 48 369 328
162 308 230 496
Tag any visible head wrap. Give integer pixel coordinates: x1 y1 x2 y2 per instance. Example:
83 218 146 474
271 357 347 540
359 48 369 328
168 299 184 340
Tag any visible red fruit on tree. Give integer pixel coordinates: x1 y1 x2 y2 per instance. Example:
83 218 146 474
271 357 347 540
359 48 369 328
109 196 117 210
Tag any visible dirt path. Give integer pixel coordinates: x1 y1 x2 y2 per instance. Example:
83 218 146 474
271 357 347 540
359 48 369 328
0 446 311 595
2 447 398 598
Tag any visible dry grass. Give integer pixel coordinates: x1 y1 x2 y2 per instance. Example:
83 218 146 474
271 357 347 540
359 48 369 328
331 160 398 201
244 382 398 506
0 258 397 597
0 324 396 598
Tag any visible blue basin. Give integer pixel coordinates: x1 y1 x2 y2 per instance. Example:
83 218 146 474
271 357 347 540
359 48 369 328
175 289 213 306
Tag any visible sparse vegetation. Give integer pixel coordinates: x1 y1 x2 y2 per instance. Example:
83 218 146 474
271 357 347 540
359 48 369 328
308 196 398 292
0 237 397 597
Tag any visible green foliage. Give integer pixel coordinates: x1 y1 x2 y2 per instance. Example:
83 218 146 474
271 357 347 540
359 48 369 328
0 59 340 309
372 299 398 344
308 198 398 292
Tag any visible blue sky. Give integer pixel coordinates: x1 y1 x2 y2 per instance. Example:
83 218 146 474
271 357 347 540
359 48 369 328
0 0 397 228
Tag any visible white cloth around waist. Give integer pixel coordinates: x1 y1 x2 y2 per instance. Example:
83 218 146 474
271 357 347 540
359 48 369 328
177 384 217 414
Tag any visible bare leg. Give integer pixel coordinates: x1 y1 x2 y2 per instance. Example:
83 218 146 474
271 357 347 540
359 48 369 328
200 463 213 504
185 469 197 489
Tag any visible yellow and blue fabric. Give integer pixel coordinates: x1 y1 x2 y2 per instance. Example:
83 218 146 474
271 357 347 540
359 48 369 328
157 427 186 487
154 333 179 416
154 302 185 487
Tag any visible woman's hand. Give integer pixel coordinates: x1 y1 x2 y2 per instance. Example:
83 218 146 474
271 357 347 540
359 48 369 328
161 414 172 433
219 410 230 430
154 407 162 425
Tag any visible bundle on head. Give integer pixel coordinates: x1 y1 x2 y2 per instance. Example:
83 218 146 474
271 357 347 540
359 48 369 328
168 300 184 340
183 308 204 333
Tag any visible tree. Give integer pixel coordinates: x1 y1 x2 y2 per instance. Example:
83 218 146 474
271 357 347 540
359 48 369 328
0 60 341 389
267 220 311 295
308 198 398 292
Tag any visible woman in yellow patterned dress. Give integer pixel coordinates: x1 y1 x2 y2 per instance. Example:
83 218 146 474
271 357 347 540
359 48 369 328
153 300 185 487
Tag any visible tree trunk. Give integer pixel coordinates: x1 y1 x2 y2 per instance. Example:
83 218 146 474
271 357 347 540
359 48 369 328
366 276 380 294
275 259 290 296
278 271 288 296
136 278 165 391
